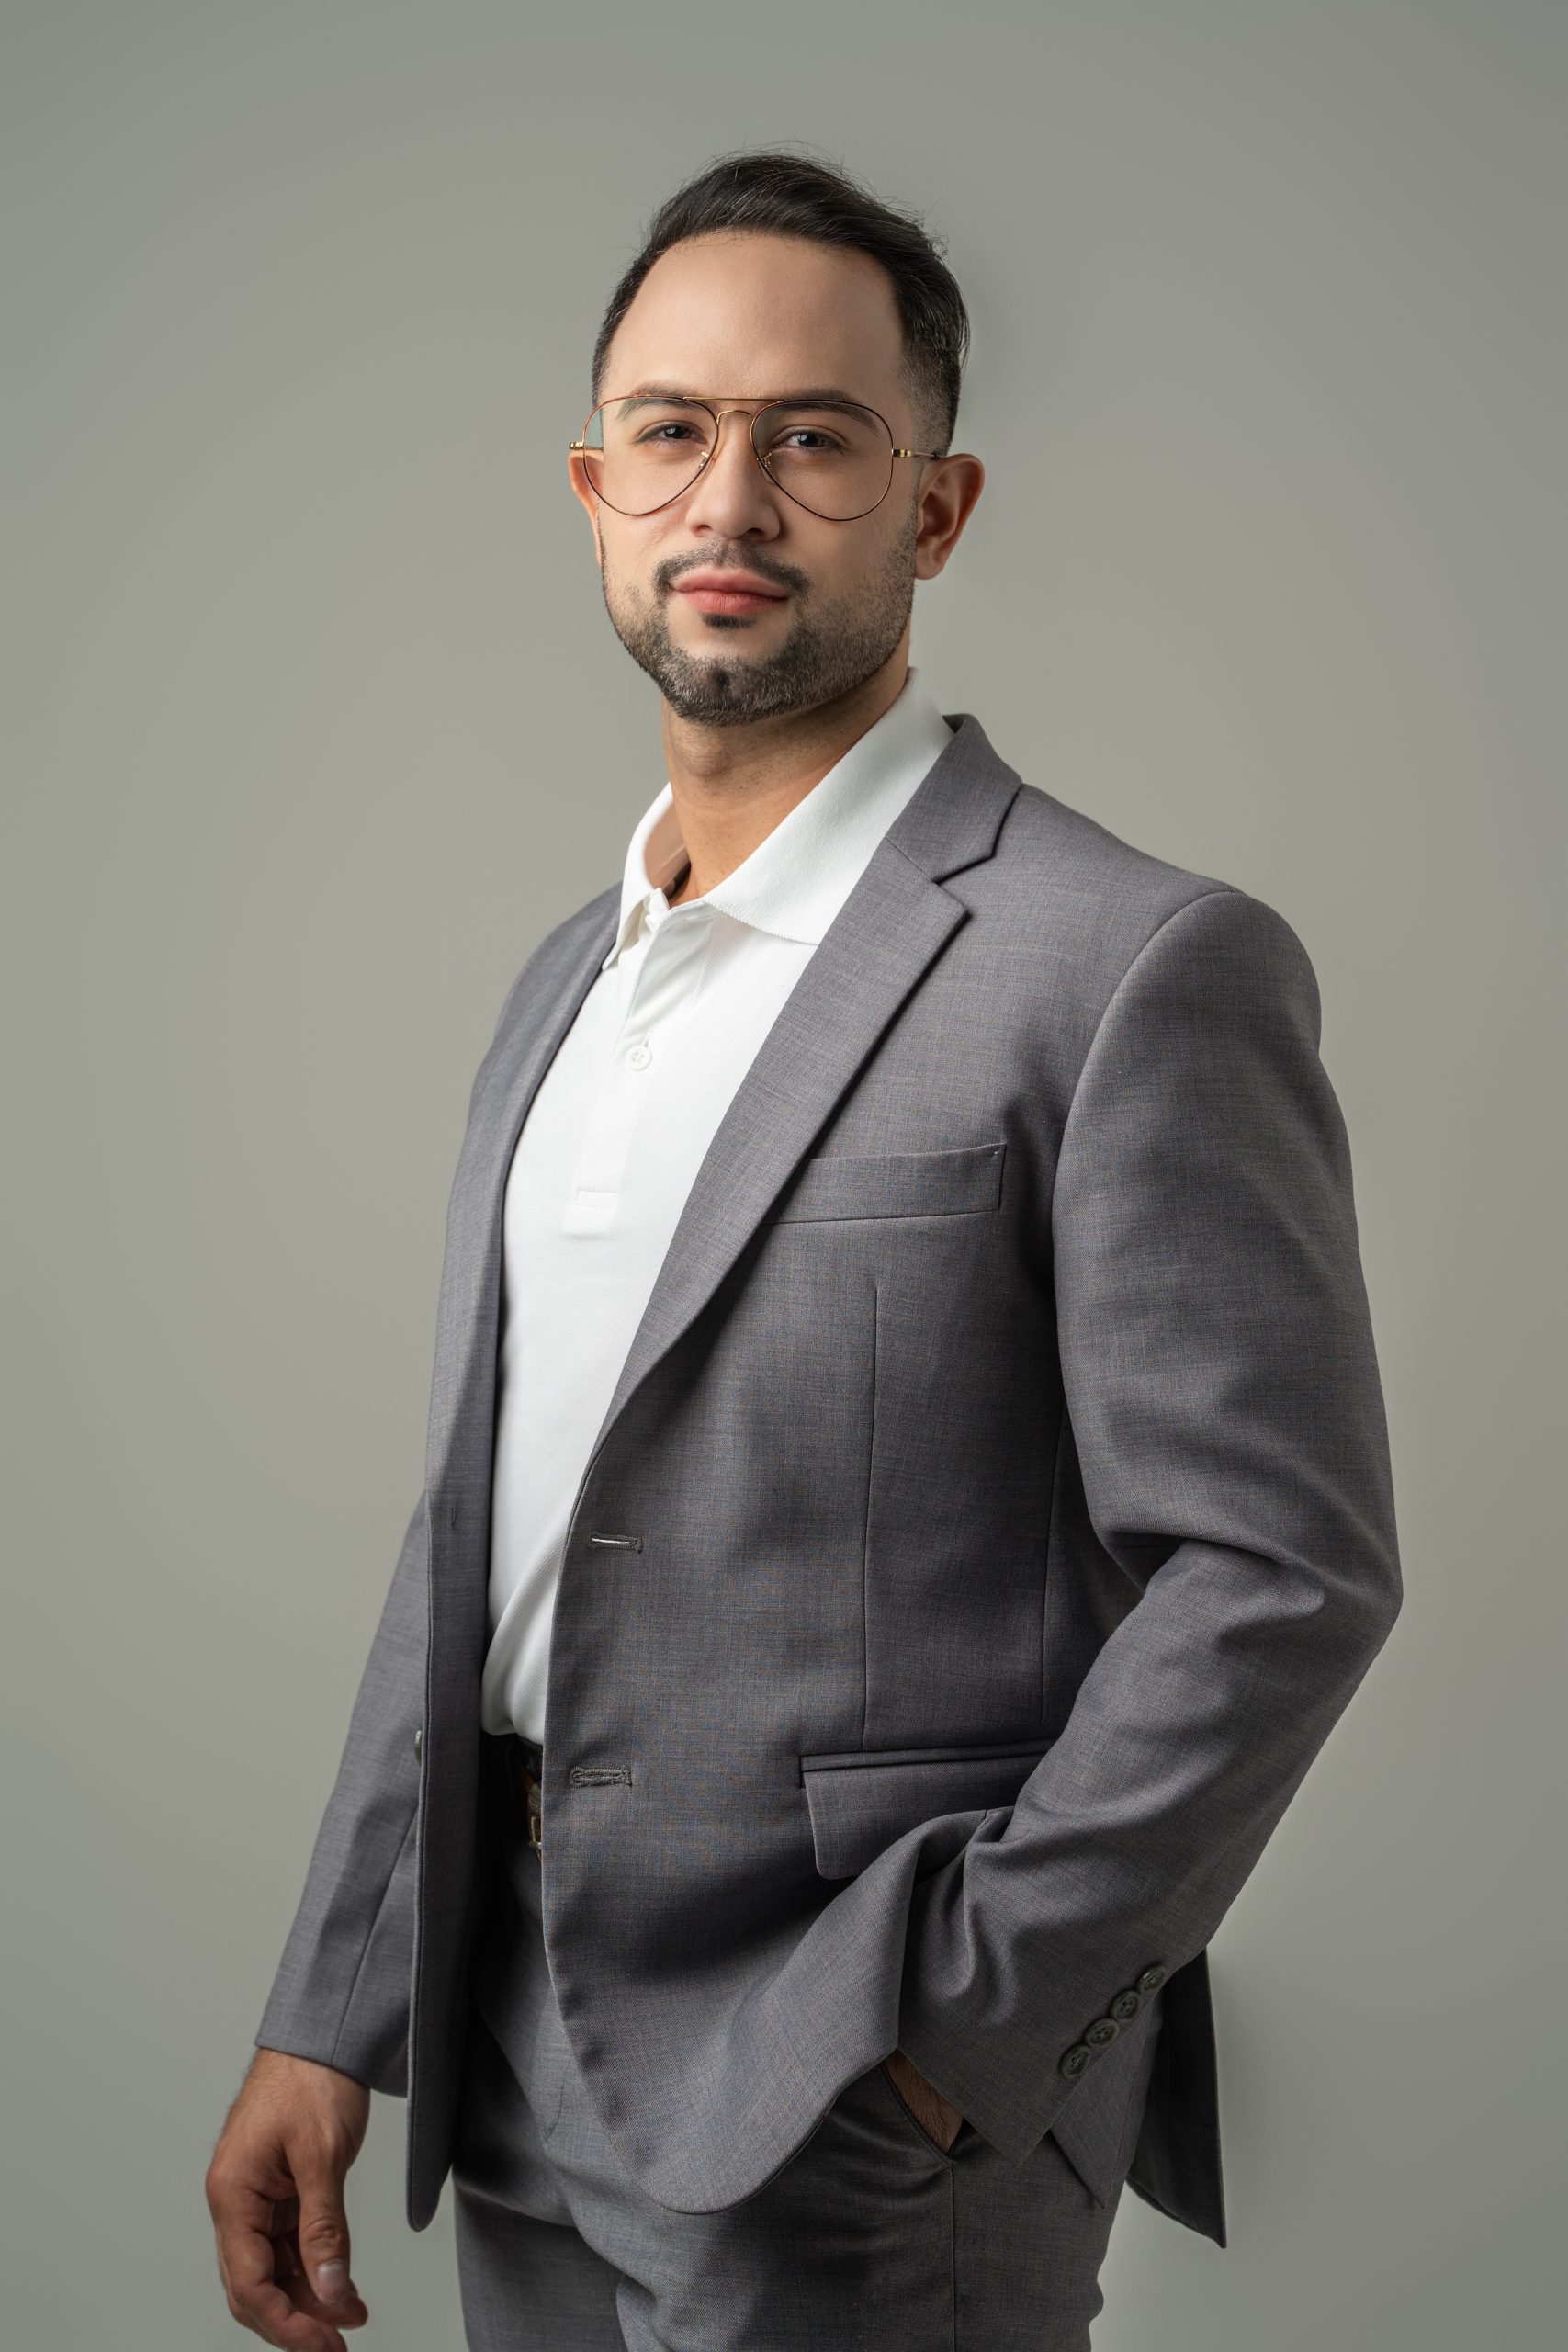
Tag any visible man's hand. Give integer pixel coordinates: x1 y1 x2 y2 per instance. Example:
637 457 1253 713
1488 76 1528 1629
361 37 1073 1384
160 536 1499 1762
884 2046 965 2153
206 2047 372 2351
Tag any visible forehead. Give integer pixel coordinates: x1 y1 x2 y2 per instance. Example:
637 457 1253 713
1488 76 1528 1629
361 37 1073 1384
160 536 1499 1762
604 232 908 412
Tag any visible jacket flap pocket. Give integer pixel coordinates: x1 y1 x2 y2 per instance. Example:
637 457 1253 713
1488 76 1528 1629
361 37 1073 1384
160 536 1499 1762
799 1739 1052 1879
775 1141 1006 1224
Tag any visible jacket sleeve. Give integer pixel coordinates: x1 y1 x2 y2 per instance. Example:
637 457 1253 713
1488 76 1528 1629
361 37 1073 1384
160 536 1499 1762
894 883 1403 2159
243 910 594 2097
252 1490 429 2095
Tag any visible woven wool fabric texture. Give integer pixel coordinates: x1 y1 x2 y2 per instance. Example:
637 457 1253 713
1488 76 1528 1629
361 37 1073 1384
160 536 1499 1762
451 1756 1147 2350
254 708 1402 2247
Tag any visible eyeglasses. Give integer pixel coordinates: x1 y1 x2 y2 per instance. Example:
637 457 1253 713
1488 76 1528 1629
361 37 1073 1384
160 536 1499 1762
570 392 939 522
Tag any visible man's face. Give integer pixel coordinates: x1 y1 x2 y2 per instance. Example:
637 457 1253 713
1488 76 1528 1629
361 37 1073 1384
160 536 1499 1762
570 232 940 726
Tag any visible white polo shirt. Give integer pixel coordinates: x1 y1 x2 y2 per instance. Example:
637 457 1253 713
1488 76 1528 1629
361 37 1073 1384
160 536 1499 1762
479 666 955 1742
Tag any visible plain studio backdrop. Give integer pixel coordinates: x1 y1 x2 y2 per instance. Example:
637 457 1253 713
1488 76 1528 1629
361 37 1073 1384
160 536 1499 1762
4 5 1562 2346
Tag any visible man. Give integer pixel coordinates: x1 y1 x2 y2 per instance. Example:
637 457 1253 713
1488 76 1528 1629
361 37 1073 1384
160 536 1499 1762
207 150 1402 2352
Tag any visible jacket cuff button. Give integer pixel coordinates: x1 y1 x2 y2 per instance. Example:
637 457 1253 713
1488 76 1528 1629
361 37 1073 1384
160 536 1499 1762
1059 2042 1094 2080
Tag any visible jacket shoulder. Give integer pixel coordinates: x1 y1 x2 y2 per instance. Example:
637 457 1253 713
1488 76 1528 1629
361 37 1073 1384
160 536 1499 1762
999 775 1233 923
959 775 1326 1091
990 775 1313 996
488 880 619 1036
525 878 622 970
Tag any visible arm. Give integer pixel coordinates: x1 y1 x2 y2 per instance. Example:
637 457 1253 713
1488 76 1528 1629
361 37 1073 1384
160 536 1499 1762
207 1496 428 2347
895 885 1403 2157
243 900 609 2086
251 1490 429 2094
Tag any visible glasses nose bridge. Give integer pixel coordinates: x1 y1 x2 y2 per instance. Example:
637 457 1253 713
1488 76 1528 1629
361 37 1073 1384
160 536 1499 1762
702 401 773 479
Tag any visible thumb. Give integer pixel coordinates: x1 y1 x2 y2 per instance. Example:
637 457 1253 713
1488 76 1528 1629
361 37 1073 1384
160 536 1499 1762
294 2144 355 2308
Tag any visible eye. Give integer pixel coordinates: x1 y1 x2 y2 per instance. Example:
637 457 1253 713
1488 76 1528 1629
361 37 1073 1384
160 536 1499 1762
758 405 862 458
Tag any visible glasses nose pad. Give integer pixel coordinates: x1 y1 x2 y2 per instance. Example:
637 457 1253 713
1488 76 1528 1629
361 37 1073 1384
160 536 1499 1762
694 404 772 492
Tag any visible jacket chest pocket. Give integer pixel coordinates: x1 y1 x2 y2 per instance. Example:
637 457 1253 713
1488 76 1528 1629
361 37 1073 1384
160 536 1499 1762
774 1140 1006 1225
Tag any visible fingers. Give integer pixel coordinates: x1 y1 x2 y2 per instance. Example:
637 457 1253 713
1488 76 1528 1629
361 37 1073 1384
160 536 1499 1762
209 2188 351 2347
207 2052 374 2346
208 2168 365 2349
885 2046 965 2152
292 2141 365 2322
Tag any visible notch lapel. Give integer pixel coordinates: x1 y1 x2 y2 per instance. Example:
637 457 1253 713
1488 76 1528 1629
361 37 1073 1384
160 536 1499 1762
423 889 619 1514
581 711 1021 1488
422 710 1022 1540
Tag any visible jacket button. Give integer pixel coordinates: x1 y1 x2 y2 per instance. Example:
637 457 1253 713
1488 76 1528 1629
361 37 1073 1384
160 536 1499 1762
1136 1963 1168 1994
1084 2017 1120 2048
1110 1989 1142 2021
1059 2042 1094 2081
413 1726 423 1763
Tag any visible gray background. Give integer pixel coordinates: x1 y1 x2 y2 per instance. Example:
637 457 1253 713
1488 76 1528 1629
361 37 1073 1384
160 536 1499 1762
4 4 1562 2346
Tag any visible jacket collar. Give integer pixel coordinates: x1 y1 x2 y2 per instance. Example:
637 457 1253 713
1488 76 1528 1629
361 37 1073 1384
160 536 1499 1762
423 709 1023 1521
603 665 958 966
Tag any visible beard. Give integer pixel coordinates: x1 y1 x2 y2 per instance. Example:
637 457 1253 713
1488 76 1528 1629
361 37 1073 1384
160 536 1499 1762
599 511 919 726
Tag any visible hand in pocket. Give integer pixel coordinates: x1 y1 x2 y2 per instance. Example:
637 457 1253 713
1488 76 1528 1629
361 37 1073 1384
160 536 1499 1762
883 2047 964 2153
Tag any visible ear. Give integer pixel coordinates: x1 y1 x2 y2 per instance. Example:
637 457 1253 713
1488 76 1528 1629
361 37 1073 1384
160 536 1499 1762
568 450 604 564
913 453 986 582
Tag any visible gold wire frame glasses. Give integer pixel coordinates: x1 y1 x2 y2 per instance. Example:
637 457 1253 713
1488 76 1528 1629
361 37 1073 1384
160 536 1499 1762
570 392 939 522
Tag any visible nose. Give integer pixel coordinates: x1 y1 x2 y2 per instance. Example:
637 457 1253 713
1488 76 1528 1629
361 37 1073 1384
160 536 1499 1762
679 405 784 540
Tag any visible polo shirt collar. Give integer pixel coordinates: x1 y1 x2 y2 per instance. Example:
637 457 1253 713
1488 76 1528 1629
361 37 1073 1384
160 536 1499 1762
602 666 954 971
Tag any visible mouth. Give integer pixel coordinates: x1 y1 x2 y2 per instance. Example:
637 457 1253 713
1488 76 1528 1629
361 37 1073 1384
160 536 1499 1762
671 574 791 618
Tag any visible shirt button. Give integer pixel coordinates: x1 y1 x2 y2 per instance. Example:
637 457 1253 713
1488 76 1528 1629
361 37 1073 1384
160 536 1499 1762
626 1039 652 1069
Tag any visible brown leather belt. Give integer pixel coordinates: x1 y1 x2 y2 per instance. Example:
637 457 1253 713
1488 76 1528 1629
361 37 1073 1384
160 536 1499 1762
503 1732 544 1856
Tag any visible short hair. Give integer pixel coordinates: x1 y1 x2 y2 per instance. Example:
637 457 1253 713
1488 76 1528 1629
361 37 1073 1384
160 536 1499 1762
590 146 970 454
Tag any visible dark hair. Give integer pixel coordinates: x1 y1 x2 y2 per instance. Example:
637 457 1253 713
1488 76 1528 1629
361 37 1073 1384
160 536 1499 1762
591 147 970 454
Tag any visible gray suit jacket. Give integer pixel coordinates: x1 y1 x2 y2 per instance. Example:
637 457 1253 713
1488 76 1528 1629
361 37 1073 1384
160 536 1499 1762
254 710 1401 2247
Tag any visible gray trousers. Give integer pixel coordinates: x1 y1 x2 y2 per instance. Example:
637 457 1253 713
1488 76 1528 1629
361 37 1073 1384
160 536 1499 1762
451 1737 1151 2351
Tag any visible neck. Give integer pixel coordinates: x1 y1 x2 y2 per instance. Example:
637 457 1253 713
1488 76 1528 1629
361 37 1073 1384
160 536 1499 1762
660 652 909 905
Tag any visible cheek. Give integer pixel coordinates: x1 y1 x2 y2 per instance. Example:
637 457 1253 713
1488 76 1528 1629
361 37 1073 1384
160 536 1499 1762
829 523 911 605
600 548 656 618
606 531 689 610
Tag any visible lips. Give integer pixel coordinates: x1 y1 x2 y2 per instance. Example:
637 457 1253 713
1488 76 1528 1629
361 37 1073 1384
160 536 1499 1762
673 571 789 616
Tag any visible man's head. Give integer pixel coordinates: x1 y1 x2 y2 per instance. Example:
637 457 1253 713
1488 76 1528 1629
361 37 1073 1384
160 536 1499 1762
570 151 984 728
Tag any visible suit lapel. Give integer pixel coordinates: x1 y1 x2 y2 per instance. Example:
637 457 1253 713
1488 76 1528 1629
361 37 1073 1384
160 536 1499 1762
424 888 619 1511
583 710 1021 1483
423 708 1022 1532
